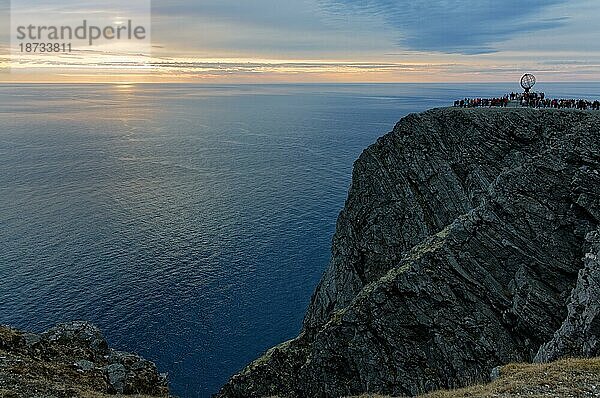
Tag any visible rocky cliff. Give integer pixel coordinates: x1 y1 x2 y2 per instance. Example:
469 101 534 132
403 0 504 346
0 321 170 397
535 230 600 362
217 108 600 398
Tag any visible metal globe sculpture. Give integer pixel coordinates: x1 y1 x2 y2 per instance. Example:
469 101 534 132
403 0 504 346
520 74 536 93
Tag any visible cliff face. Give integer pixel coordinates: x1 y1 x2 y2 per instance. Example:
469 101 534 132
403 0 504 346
535 230 600 362
217 108 600 398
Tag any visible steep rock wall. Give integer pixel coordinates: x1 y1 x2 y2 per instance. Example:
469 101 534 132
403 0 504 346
218 108 600 398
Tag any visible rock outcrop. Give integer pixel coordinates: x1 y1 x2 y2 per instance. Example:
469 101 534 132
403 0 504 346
0 321 170 397
217 108 600 397
535 229 600 362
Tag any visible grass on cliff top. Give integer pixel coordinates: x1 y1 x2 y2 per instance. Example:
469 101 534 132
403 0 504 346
357 357 600 398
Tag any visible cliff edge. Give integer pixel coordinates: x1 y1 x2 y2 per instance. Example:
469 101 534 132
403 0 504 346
217 107 600 397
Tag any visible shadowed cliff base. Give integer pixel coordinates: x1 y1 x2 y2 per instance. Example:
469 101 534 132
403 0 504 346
217 107 600 398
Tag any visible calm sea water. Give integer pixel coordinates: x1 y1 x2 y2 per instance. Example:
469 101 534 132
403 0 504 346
1 83 599 397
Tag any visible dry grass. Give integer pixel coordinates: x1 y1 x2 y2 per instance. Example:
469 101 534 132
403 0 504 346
357 357 600 398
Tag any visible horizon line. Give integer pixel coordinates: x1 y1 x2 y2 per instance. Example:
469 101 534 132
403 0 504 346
1 80 600 85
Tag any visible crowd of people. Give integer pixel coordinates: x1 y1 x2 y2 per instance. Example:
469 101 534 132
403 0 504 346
454 96 509 108
526 97 600 110
454 91 600 110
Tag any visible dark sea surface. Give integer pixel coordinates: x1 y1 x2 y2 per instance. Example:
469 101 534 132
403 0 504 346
1 83 599 397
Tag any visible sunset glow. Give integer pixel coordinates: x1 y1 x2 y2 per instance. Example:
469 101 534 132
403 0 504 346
2 0 600 83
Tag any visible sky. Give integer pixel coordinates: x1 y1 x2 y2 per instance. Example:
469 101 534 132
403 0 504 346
1 0 600 83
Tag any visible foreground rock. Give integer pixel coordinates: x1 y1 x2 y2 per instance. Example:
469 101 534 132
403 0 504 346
0 321 170 397
217 108 600 397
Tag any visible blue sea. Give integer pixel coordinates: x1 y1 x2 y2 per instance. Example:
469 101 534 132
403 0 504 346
2 83 599 397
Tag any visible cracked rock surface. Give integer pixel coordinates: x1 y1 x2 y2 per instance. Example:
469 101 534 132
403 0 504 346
536 229 600 362
217 108 600 398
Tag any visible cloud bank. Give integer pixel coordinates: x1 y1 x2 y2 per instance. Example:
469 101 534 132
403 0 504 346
322 0 567 53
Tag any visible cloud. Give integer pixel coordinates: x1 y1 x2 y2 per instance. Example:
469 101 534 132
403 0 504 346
152 0 327 31
320 0 568 54
149 0 397 57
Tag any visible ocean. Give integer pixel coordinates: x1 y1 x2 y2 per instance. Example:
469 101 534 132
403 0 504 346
2 82 599 397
